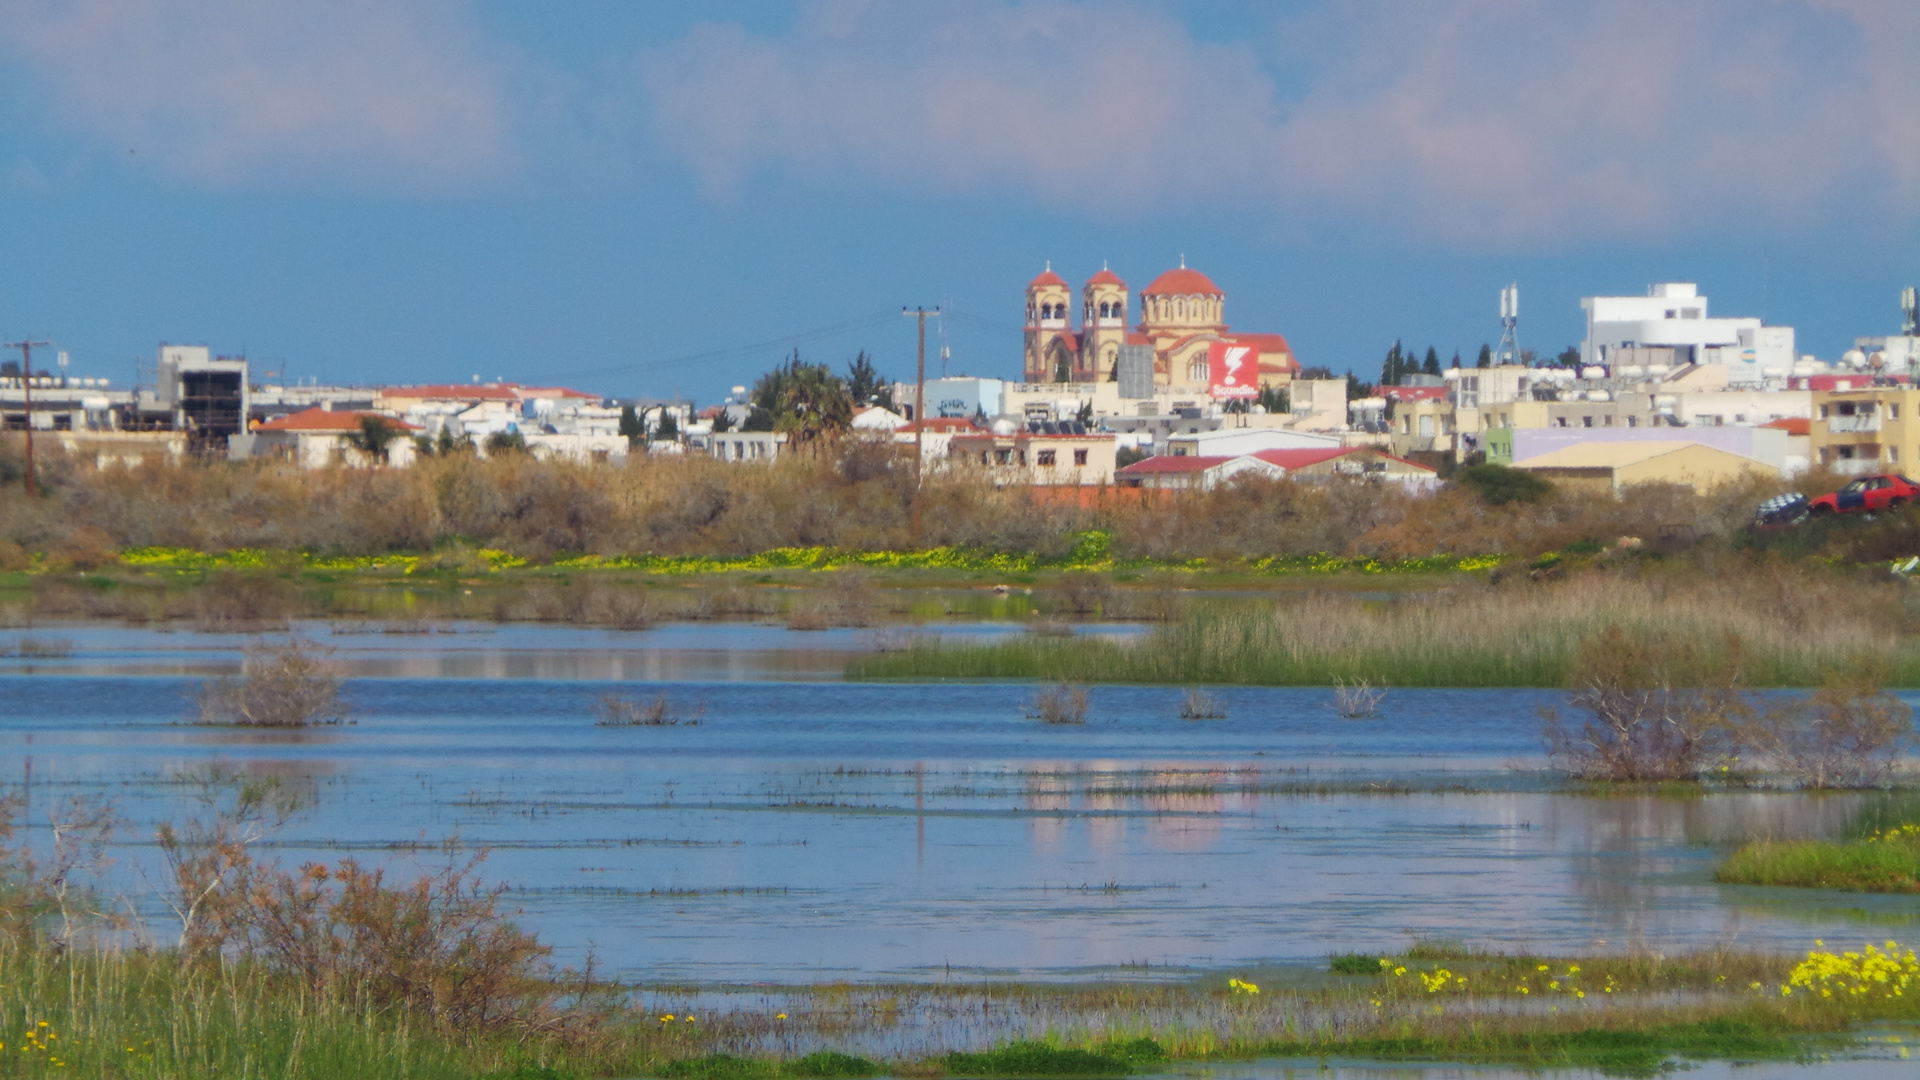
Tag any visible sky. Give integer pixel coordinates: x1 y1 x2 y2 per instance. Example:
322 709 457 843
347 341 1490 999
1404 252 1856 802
0 0 1915 401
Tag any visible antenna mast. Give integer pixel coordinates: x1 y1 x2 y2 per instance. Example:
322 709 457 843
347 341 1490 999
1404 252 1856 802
902 306 941 543
1497 284 1520 366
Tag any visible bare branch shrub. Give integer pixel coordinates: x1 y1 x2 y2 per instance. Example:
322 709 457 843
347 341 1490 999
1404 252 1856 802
1028 683 1089 724
1734 659 1916 789
193 569 298 631
1047 572 1112 616
1178 687 1227 719
587 586 654 630
44 796 121 947
195 636 348 727
155 765 304 950
1542 626 1747 781
593 693 702 726
1331 678 1386 719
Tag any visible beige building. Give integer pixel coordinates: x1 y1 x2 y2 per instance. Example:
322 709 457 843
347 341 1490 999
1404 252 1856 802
1511 441 1775 495
948 430 1118 486
1810 385 1920 476
244 406 421 470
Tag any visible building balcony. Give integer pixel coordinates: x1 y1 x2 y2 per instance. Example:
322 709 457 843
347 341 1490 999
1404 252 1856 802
1829 414 1881 433
1832 456 1882 476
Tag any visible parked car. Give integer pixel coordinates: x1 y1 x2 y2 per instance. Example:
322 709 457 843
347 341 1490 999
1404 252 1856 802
1807 474 1920 516
1753 492 1810 527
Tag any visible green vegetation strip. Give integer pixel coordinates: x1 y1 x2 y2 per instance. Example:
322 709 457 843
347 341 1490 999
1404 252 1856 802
1720 825 1920 893
1261 1017 1798 1079
102 537 1500 578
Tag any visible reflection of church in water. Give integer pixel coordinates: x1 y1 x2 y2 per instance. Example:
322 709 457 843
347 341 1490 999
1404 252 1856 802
1022 261 1298 390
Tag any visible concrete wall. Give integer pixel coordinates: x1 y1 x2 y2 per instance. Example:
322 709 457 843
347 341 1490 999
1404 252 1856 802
1513 426 1787 474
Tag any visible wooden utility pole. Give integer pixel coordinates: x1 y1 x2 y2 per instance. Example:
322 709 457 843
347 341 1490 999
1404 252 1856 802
903 306 940 541
5 338 50 497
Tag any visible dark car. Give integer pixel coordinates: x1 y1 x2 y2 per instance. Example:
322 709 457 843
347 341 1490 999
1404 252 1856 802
1807 474 1920 516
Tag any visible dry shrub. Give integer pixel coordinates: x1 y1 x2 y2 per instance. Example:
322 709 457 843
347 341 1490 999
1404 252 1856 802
1046 571 1112 616
1542 626 1747 781
687 585 776 619
594 692 701 726
587 585 654 630
158 769 553 1031
0 540 29 572
1737 660 1916 789
197 637 348 726
785 599 833 631
40 526 120 572
1028 683 1089 724
1178 687 1226 719
195 569 298 630
1331 678 1386 719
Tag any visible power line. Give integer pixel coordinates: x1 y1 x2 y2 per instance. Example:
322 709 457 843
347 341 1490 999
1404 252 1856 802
542 310 903 384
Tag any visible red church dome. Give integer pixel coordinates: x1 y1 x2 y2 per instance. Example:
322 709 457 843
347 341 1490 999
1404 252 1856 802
1086 268 1126 287
1141 267 1222 296
1028 266 1068 289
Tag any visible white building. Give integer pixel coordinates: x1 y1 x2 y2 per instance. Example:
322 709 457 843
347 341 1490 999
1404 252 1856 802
1581 283 1794 386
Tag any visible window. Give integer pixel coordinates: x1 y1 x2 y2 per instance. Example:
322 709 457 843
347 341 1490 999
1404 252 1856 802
994 449 1011 465
1418 415 1434 437
1603 415 1614 426
1892 448 1901 463
1073 448 1088 466
1581 415 1594 428
1036 449 1057 466
1894 404 1902 419
1820 404 1830 419
1555 416 1568 427
1626 416 1638 428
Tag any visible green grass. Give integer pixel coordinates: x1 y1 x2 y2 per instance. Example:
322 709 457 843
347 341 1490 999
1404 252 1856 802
944 1040 1149 1077
1327 952 1383 975
656 1051 883 1080
1718 836 1920 892
1262 1017 1800 1079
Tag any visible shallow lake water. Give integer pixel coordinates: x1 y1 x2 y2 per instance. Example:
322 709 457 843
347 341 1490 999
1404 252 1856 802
0 621 1916 990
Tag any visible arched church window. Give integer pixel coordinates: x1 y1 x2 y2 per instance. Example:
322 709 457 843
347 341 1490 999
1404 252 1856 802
1187 357 1208 382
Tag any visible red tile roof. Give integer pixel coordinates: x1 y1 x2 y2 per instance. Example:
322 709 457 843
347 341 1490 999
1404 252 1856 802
256 407 420 433
379 384 521 401
1763 417 1811 435
901 417 981 433
1233 332 1294 356
1086 268 1126 287
1029 267 1068 289
517 386 597 400
1142 267 1222 296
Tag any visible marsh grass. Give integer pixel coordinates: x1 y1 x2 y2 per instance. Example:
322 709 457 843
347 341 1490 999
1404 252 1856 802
0 635 72 658
849 575 1920 687
1718 826 1920 892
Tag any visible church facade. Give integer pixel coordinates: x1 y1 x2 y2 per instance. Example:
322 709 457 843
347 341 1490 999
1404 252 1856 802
1021 263 1297 391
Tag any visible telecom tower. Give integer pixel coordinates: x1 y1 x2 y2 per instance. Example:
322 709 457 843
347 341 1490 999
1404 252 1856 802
1497 283 1520 366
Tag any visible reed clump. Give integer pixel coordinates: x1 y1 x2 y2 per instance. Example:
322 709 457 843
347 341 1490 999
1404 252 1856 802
1029 684 1090 724
596 693 703 726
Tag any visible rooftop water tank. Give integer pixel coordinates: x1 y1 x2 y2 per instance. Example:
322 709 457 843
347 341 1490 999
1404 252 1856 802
1586 390 1611 402
990 417 1017 436
1843 349 1868 367
1621 365 1646 378
1581 366 1607 380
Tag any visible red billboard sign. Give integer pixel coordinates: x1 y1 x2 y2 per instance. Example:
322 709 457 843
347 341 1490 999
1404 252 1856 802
1208 341 1258 399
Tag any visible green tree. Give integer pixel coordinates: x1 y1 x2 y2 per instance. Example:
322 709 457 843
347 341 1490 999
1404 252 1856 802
1422 347 1441 377
1345 372 1372 400
484 430 528 456
1378 341 1403 387
618 405 644 446
347 416 402 463
844 351 892 409
1477 344 1492 368
1556 346 1583 367
711 408 735 434
653 409 680 441
1455 463 1553 505
1256 385 1289 413
753 351 853 448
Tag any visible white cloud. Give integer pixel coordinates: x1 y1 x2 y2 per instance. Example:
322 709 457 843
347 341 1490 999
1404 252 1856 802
0 0 509 190
639 0 1918 244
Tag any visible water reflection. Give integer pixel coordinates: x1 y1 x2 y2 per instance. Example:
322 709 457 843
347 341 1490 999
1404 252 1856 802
0 627 1914 983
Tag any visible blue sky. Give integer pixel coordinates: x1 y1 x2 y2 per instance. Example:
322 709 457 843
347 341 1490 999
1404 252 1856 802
0 0 1915 401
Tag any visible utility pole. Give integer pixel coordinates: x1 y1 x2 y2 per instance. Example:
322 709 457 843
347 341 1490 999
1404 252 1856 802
902 306 940 542
5 338 51 497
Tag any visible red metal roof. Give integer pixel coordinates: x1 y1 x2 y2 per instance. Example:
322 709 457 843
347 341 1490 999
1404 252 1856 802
256 407 420 433
1141 267 1223 296
1763 417 1811 435
1116 454 1236 474
1251 447 1435 473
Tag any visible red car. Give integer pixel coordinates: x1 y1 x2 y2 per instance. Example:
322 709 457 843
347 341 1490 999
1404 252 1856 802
1807 474 1920 516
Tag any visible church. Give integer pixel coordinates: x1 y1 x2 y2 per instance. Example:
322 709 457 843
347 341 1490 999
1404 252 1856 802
1022 262 1298 391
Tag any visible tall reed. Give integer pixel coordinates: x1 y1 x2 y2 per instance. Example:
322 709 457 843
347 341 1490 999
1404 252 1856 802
850 575 1920 687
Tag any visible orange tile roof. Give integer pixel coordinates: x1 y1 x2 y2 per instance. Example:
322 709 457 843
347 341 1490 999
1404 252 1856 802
1142 267 1222 296
256 407 420 433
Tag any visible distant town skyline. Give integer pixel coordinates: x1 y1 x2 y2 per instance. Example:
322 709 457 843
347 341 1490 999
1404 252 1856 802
0 0 1914 400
